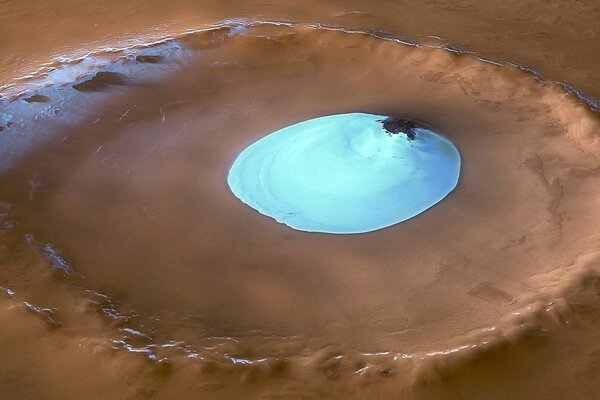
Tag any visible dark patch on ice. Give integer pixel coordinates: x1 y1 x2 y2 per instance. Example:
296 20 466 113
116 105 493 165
73 71 130 92
135 55 165 64
23 94 51 103
0 121 13 133
380 117 421 140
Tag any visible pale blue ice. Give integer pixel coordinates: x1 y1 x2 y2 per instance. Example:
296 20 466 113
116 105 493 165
227 113 461 234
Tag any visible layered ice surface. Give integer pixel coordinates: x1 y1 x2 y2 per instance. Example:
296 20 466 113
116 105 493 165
228 113 461 233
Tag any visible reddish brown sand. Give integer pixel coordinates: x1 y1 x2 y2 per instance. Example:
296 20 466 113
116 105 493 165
1 2 600 399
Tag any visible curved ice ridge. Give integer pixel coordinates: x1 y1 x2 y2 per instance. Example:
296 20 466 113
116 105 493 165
1 18 598 111
228 113 461 234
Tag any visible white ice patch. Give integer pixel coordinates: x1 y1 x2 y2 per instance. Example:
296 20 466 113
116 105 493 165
227 113 461 234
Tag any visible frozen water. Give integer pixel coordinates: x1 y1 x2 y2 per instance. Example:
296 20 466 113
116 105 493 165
228 113 461 233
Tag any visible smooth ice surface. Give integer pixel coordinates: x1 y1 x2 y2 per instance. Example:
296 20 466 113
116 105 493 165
228 113 461 233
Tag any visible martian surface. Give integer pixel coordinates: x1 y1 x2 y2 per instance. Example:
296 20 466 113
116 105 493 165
0 1 599 399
